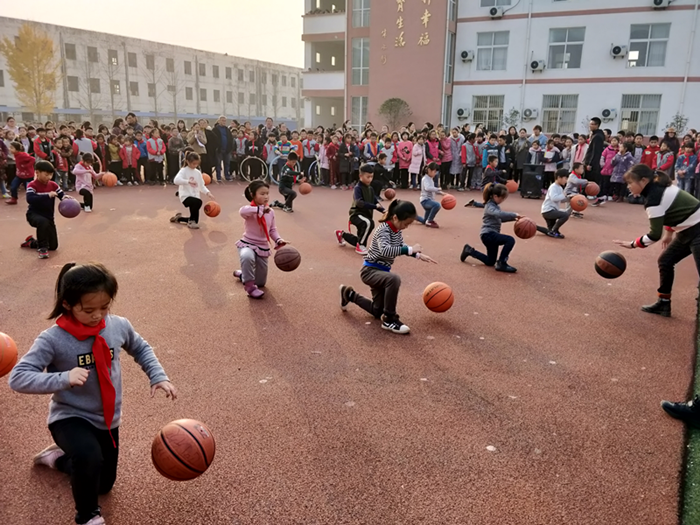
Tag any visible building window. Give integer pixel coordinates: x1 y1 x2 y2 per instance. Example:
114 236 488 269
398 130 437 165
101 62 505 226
472 95 504 131
291 97 296 109
282 96 287 108
250 93 256 104
87 46 98 63
200 88 207 101
213 65 219 79
548 28 585 69
262 94 268 106
351 96 368 131
352 38 370 85
167 85 175 93
130 81 139 96
226 91 233 103
108 49 118 67
128 52 137 68
111 80 120 95
146 54 155 70
166 58 175 73
445 32 456 84
291 76 296 88
147 83 156 97
67 76 79 92
0 70 3 87
272 74 279 85
448 0 458 21
249 70 255 83
620 94 661 135
238 69 244 82
21 112 34 123
65 43 76 60
184 61 192 75
185 87 193 100
629 24 670 68
542 94 578 134
331 106 336 116
273 95 278 107
261 72 267 84
316 105 321 116
199 63 206 76
214 89 220 102
238 92 244 104
89 78 100 94
301 99 305 108
226 67 232 80
352 0 370 28
282 75 287 87
480 0 511 6
443 94 453 126
477 31 509 71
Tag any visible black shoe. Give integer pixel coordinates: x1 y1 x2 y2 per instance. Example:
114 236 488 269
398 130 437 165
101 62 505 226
464 199 475 207
547 231 565 239
460 244 474 262
282 206 293 213
641 298 671 317
340 285 354 311
661 396 700 428
381 315 410 334
495 260 517 273
38 249 49 259
591 198 605 207
21 235 35 248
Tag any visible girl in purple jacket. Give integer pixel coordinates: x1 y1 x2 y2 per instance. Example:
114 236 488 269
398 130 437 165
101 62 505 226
610 141 635 201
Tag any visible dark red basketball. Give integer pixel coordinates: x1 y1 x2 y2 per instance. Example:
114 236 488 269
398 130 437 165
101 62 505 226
441 194 457 210
506 180 518 193
514 217 536 239
384 188 396 200
152 419 216 481
203 201 221 217
274 246 301 272
585 182 600 197
595 251 627 279
299 182 312 195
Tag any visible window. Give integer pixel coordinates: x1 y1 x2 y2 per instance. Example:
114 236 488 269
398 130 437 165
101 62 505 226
184 61 192 75
261 72 267 84
214 89 220 102
249 71 255 82
146 54 155 70
291 76 296 88
443 95 453 126
301 98 305 108
130 81 139 96
548 28 585 69
477 32 509 71
250 93 256 104
199 63 206 76
128 52 137 68
352 0 370 27
238 92 244 104
167 85 175 93
89 78 100 94
65 43 76 60
316 105 321 116
200 88 207 101
620 94 661 135
111 80 120 95
21 112 34 123
272 74 279 85
67 76 79 92
166 58 175 73
282 75 287 87
262 94 268 106
629 24 670 68
316 52 321 64
331 106 336 116
352 38 370 85
213 65 219 79
238 69 244 82
351 97 368 131
282 96 287 108
108 49 118 67
445 32 456 83
226 67 232 80
273 95 277 107
226 91 233 103
472 95 504 131
480 0 511 5
291 97 296 109
87 46 98 63
542 95 578 133
148 83 156 97
449 0 458 21
185 87 193 100
0 70 3 87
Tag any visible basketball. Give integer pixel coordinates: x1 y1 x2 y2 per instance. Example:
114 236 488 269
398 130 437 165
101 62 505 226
585 182 600 197
506 180 518 193
58 199 81 218
203 201 221 218
423 282 454 313
202 173 211 185
595 251 627 279
274 245 301 272
570 194 588 212
441 194 457 210
0 332 18 378
299 182 312 195
102 172 118 187
384 188 396 200
513 217 536 239
151 419 216 481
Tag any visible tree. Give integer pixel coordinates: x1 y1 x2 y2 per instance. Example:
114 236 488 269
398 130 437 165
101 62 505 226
503 107 520 129
0 23 59 120
378 98 412 131
163 62 187 120
74 56 104 123
665 113 688 135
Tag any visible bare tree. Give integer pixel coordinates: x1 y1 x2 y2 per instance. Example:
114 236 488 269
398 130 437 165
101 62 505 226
74 56 105 123
103 56 123 121
141 52 165 118
162 59 187 120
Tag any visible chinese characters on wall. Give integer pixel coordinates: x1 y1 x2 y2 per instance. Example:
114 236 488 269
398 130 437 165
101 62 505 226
382 0 432 65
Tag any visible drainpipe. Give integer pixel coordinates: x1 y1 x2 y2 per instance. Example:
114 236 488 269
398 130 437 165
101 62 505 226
678 0 699 117
518 0 534 122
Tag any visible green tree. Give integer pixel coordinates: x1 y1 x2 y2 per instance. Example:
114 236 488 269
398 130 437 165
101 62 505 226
378 98 412 131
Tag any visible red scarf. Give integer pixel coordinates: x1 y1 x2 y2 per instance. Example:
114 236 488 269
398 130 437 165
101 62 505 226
254 202 271 244
56 315 116 447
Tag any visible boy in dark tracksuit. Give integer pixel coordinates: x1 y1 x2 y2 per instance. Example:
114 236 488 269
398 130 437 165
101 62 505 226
335 164 386 255
371 152 393 199
276 151 305 213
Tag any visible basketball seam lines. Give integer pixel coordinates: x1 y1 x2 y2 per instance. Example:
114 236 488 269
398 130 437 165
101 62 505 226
174 423 212 466
159 431 205 473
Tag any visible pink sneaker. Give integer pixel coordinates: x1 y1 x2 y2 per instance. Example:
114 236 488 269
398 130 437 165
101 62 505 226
244 281 264 299
335 230 346 246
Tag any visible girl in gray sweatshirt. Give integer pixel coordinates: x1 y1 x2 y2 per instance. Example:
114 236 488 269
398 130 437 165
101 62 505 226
9 262 177 525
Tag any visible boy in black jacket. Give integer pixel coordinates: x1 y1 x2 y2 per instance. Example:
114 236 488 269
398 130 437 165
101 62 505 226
370 152 394 199
276 151 305 213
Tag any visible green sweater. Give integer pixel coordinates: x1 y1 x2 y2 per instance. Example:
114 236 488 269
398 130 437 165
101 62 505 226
636 184 700 247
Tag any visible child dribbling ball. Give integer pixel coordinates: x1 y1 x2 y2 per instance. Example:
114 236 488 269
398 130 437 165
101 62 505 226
171 152 215 229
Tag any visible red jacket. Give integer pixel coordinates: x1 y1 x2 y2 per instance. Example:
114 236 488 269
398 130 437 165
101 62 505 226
460 142 481 166
641 145 659 169
15 151 36 179
53 148 68 171
119 145 140 168
33 137 53 160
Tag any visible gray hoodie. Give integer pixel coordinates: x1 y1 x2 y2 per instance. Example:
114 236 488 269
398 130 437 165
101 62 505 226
480 200 517 236
9 315 168 430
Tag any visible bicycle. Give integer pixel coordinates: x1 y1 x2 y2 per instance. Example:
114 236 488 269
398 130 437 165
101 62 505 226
306 160 322 186
268 160 301 186
239 156 268 183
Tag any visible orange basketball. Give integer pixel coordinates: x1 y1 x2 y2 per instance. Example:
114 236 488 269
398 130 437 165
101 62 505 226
585 182 600 197
152 419 216 481
570 194 588 212
203 201 221 217
384 188 396 200
506 180 519 193
513 217 536 239
441 194 457 210
423 282 454 313
202 173 211 185
102 172 118 187
299 182 312 195
0 332 18 378
274 245 301 272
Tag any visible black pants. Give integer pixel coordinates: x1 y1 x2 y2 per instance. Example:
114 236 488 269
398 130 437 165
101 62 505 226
612 182 625 198
279 185 296 209
599 175 612 198
343 214 374 247
658 223 700 295
441 161 452 188
109 161 122 180
320 167 330 186
471 231 515 266
399 168 409 189
27 211 58 251
535 209 570 234
370 179 384 198
79 189 93 209
50 417 119 525
167 153 180 182
340 171 351 187
301 157 313 179
148 161 164 183
353 266 401 319
200 153 211 176
178 196 202 223
513 168 523 183
122 167 135 184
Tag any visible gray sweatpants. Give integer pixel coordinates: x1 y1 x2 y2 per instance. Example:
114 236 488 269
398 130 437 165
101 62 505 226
238 247 269 287
542 209 571 232
353 266 401 318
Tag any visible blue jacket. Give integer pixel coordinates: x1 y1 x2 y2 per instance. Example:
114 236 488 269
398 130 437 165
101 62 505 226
675 154 698 178
137 139 148 159
481 143 499 168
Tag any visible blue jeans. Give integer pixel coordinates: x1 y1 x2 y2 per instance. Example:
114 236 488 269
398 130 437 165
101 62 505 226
10 176 29 199
417 199 441 223
215 151 232 181
677 174 691 192
471 231 515 266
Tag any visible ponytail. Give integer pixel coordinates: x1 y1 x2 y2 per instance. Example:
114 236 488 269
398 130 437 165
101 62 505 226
624 163 671 187
483 183 508 204
380 199 417 223
245 180 269 202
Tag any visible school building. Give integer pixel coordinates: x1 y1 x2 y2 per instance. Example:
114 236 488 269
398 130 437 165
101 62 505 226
302 0 700 136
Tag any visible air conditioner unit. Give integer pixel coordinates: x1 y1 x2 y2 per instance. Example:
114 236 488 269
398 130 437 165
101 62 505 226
652 0 671 9
610 45 628 59
456 108 471 120
489 7 504 18
460 50 475 62
601 109 618 122
530 60 545 72
522 108 539 121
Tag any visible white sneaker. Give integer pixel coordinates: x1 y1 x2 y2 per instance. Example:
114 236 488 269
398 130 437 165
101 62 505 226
33 443 65 469
84 516 106 525
607 196 613 201
187 221 200 229
133 181 139 186
127 182 133 186
116 181 123 186
331 185 337 190
84 206 92 213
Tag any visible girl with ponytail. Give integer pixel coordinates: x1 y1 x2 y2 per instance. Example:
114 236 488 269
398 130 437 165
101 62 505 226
171 152 214 229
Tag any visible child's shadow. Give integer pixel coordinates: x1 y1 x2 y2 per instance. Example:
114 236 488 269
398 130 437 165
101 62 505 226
180 230 228 308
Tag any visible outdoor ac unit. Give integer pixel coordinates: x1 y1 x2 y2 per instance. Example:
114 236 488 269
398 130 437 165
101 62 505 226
610 45 628 58
460 50 475 62
522 108 539 121
653 0 671 8
530 60 545 72
490 7 504 18
456 108 471 120
601 109 618 122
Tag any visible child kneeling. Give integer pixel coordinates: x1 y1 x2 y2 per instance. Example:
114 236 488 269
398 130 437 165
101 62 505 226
171 152 214 229
536 168 571 239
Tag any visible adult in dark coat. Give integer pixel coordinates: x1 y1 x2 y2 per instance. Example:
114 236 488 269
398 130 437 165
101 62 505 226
584 117 605 185
213 116 234 181
199 118 219 177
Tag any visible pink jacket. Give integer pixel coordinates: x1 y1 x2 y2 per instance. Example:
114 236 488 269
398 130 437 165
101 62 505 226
425 139 441 165
409 143 425 173
397 140 413 169
73 162 97 193
600 145 617 176
238 205 281 255
440 137 453 163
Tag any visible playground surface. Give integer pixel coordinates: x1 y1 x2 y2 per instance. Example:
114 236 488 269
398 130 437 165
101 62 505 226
0 182 697 525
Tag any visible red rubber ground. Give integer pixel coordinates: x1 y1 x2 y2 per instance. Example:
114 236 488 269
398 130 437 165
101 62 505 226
0 183 697 525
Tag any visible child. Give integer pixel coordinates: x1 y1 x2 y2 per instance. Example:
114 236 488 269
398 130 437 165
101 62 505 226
262 133 279 182
146 129 166 185
409 136 425 190
327 135 340 189
233 180 288 298
9 262 177 525
135 131 149 183
93 134 108 174
21 160 74 258
675 144 697 194
527 140 544 165
542 139 561 189
171 152 214 229
318 136 330 186
382 136 396 185
363 132 381 164
460 133 481 191
167 130 185 184
73 153 100 213
107 135 123 185
560 136 574 172
33 127 54 163
536 169 571 239
610 141 635 201
565 162 589 218
417 162 444 228
339 133 353 190
274 134 295 176
449 128 465 190
397 132 413 189
593 136 619 206
119 137 140 186
339 199 436 335
460 183 522 273
632 133 646 164
641 135 660 169
512 129 531 184
371 152 393 199
301 130 318 179
335 164 385 254
6 142 35 205
465 156 506 208
278 151 305 213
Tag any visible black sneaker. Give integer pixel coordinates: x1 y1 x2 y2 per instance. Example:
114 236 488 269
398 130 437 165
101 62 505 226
495 260 517 273
21 235 35 248
38 249 49 259
464 199 475 207
591 198 605 207
572 211 584 219
547 231 565 239
661 396 700 428
339 285 354 311
460 244 474 262
641 298 671 317
381 315 410 334
282 206 293 213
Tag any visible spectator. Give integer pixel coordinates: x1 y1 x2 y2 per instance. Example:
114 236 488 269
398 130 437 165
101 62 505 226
214 116 234 182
